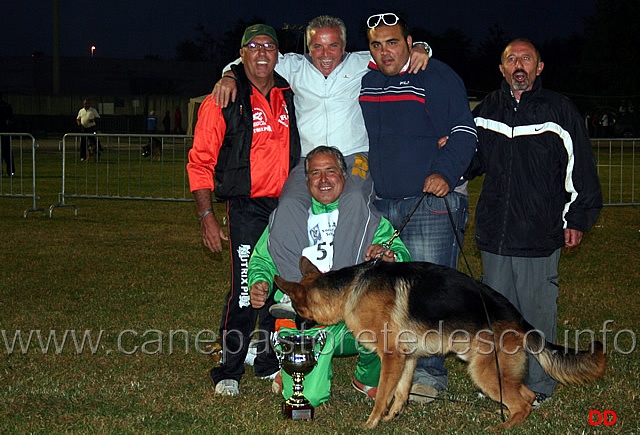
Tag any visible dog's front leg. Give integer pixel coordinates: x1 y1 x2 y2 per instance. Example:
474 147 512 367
383 356 416 421
365 351 406 429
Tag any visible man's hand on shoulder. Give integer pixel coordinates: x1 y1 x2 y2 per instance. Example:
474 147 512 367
211 75 238 108
407 42 430 74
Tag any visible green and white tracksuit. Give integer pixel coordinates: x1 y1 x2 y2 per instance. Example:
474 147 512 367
249 197 411 406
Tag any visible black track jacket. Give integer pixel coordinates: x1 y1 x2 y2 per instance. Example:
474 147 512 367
467 78 602 257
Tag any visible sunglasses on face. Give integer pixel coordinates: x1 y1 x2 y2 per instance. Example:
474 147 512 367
244 41 278 52
367 13 400 28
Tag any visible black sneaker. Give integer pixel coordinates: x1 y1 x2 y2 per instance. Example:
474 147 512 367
532 392 551 408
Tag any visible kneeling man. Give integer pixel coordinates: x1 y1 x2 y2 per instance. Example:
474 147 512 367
249 146 411 406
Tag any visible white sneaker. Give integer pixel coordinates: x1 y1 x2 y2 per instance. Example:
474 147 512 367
280 294 291 305
269 294 296 319
244 339 258 366
214 379 239 396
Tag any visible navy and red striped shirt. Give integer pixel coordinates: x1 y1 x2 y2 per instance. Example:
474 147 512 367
359 58 477 199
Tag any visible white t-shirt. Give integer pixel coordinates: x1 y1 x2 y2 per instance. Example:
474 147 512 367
77 107 100 128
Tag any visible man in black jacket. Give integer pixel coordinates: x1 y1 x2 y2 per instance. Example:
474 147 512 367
467 39 602 407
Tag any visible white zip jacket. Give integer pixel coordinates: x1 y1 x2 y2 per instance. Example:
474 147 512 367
225 51 371 156
275 51 371 156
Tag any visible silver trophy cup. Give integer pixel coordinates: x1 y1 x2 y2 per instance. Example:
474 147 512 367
272 330 326 420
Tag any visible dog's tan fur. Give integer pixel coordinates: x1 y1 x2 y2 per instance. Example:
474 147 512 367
274 258 606 430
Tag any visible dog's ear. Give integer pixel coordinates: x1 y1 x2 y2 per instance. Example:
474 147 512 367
274 274 313 320
299 256 321 277
273 275 287 292
274 275 300 297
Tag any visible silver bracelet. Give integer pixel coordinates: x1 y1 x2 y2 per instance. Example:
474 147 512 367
199 208 213 221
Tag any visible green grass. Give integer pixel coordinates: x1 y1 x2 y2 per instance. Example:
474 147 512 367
1 141 639 433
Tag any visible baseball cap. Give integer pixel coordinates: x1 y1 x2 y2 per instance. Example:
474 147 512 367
241 24 279 48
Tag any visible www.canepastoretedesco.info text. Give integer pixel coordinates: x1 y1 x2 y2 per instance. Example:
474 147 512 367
2 321 636 356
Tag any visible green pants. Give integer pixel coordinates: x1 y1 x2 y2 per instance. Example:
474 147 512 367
277 322 380 407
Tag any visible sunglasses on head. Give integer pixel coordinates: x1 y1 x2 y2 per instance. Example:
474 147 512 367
367 13 400 29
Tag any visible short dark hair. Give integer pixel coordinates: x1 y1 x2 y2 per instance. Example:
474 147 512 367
304 146 348 177
395 12 411 38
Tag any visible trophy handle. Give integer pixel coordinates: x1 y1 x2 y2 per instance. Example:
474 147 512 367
271 331 284 364
314 330 327 362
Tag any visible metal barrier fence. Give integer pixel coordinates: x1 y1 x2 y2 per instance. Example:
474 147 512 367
43 135 638 217
49 133 194 217
0 133 46 217
592 138 638 206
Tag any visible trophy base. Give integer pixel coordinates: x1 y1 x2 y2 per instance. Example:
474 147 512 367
283 401 314 421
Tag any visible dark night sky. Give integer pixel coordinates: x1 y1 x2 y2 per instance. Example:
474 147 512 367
1 0 597 59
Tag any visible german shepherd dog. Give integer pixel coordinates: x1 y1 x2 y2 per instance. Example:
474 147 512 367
274 257 606 430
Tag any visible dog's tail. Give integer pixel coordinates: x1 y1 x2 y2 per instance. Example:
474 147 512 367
525 333 606 384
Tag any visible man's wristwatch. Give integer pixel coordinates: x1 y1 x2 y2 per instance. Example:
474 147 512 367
412 41 432 57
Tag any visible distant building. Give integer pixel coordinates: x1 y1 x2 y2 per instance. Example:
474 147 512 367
0 55 222 137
